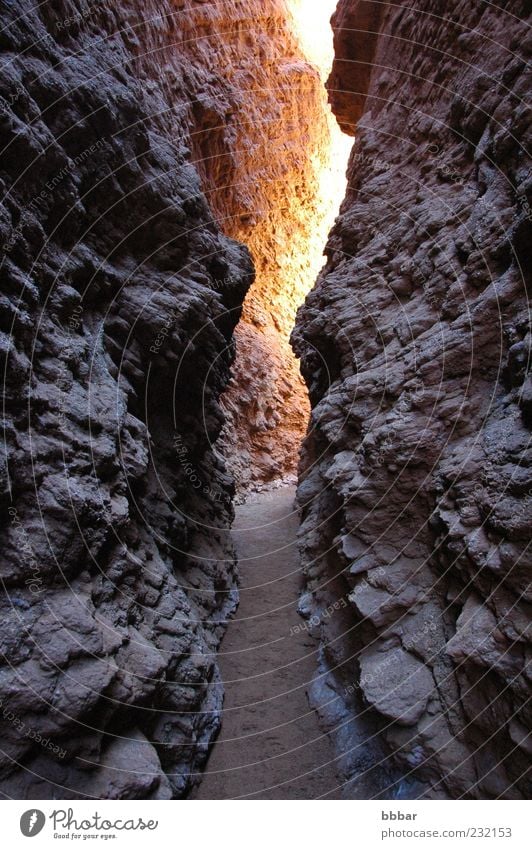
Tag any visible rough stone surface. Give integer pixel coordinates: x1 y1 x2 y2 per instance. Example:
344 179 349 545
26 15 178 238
359 646 435 727
293 0 532 798
0 0 255 799
188 0 340 496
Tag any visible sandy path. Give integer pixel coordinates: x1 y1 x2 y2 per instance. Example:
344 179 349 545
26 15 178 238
194 487 341 799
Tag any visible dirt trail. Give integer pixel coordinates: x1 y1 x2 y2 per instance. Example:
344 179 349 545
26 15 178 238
194 487 341 799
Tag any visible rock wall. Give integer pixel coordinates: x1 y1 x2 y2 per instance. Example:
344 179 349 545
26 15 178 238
0 0 254 798
180 0 338 494
293 0 532 798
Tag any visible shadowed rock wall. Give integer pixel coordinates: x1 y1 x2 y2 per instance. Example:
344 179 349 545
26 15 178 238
0 0 254 799
293 0 532 798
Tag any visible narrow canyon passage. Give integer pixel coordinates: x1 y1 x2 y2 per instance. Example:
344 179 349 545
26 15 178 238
194 488 340 800
1 0 529 807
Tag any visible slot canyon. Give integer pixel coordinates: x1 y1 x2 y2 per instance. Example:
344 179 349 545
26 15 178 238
0 0 530 805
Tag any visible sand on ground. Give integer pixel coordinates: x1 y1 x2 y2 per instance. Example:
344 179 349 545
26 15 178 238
193 487 341 799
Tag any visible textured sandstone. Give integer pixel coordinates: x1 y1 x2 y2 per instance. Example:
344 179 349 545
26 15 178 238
0 0 254 798
182 0 341 494
293 0 532 798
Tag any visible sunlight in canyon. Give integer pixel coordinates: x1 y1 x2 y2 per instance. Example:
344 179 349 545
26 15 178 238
217 0 353 492
287 0 353 294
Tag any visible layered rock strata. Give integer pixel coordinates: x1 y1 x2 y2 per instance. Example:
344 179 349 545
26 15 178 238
293 0 532 798
0 0 254 798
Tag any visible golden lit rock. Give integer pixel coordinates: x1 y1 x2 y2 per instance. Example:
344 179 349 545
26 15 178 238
184 0 351 492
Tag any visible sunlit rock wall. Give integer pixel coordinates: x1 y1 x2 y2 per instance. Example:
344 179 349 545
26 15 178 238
179 0 340 493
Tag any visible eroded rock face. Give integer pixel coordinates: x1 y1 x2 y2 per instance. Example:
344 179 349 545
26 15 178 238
0 0 254 798
293 0 532 798
179 0 337 494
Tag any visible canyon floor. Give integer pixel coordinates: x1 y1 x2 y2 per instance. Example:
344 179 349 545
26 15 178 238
193 487 341 800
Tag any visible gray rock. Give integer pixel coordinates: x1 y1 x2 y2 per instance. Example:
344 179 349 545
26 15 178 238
293 0 532 798
0 0 253 798
359 646 435 727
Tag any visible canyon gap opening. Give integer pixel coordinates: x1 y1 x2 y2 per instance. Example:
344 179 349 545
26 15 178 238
189 0 355 799
190 0 353 496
